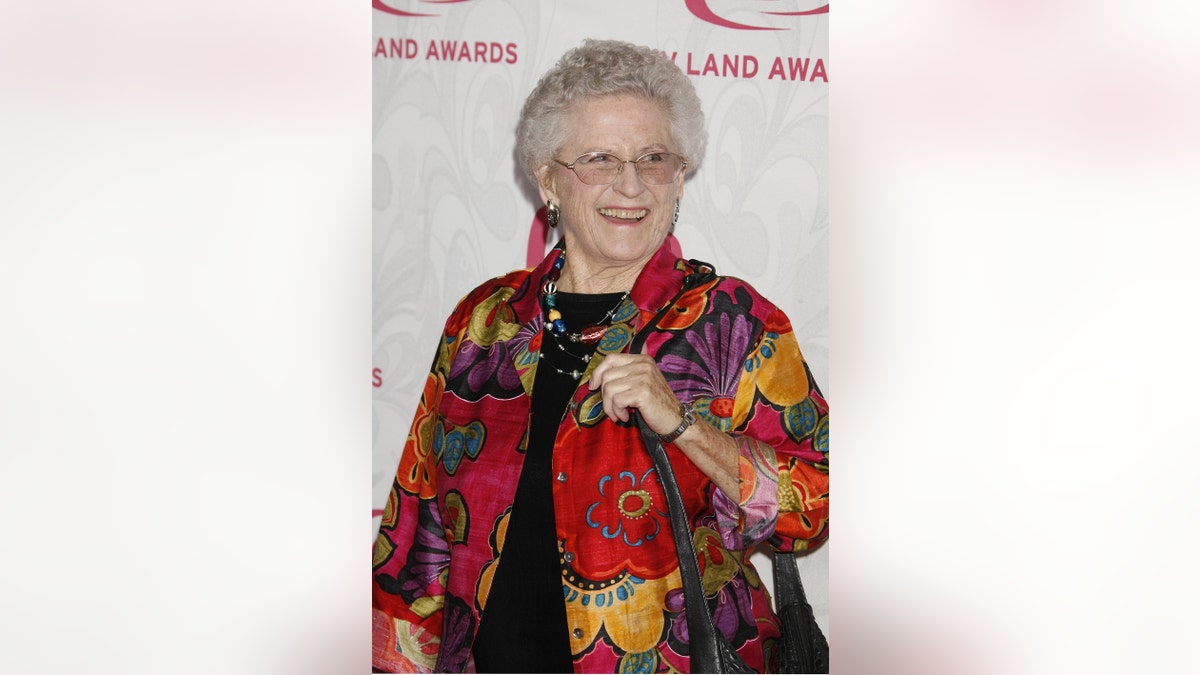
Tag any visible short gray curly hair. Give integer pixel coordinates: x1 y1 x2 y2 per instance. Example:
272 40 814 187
516 39 707 184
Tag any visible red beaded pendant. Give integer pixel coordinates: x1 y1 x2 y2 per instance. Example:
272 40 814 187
576 324 609 344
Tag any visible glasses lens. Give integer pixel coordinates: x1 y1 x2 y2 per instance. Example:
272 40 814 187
572 153 620 185
634 153 681 184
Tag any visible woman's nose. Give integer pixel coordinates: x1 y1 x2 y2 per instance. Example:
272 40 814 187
611 159 647 197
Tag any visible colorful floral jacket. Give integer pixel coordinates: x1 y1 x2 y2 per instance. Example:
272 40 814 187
372 241 829 673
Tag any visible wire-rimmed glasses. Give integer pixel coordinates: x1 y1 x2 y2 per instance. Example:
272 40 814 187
553 151 687 185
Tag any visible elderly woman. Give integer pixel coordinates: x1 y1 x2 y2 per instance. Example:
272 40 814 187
372 39 828 673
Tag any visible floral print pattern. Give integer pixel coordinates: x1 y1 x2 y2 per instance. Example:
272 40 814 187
584 468 668 547
657 289 760 432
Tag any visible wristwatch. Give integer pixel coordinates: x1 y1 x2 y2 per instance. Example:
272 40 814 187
658 400 696 443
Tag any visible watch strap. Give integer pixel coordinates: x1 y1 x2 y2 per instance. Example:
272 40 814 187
658 400 695 443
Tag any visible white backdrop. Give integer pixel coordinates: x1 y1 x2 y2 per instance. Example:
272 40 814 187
372 0 830 638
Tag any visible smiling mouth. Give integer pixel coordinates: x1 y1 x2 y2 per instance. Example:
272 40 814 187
599 207 649 222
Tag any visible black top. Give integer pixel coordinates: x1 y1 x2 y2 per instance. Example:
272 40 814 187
471 292 626 674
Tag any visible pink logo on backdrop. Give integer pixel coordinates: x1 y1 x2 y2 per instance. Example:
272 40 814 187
374 1 828 29
373 0 474 18
685 0 828 30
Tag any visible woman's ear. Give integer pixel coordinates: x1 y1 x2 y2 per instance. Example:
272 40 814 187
536 164 557 204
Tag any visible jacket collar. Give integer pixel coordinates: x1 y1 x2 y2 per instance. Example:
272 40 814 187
524 237 687 313
628 239 689 316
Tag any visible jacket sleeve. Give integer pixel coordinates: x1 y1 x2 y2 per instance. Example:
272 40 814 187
710 305 829 553
372 364 452 673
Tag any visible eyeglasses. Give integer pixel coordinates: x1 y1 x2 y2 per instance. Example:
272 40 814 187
553 151 687 186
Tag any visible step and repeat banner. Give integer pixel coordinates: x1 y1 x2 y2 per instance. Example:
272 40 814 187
372 0 829 634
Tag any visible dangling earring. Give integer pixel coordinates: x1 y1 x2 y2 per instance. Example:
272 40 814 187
673 199 680 225
546 199 560 228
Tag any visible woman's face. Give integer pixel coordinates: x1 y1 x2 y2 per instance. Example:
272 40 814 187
538 95 684 288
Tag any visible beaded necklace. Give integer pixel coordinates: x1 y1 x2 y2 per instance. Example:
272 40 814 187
539 251 632 381
540 251 629 345
542 333 591 381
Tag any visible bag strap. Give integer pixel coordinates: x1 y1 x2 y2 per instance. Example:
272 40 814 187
634 414 727 671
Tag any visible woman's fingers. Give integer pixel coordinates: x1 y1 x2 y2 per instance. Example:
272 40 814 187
589 354 680 431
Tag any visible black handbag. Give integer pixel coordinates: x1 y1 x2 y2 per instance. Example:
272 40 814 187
635 415 829 673
772 545 830 674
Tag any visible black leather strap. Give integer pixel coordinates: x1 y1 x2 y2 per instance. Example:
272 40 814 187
634 412 733 672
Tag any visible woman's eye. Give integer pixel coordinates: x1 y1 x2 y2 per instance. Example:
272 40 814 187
581 154 614 165
640 153 666 163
